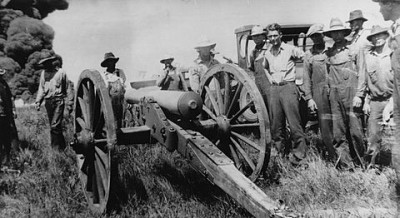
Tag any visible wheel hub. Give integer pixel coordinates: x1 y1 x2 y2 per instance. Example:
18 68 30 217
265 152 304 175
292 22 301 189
73 129 94 154
216 116 231 136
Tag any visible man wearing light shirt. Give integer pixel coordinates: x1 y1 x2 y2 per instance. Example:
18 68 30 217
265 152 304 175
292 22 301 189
35 55 73 150
100 52 126 128
264 23 307 165
372 0 400 212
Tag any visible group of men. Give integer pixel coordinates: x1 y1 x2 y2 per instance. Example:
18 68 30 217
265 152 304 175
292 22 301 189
247 10 396 169
154 8 395 169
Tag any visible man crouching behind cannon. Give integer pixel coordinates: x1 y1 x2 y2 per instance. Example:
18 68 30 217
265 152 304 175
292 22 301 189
100 52 126 128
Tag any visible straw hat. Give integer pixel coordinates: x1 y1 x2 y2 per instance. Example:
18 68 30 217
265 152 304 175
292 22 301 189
347 10 368 23
101 52 119 67
323 18 351 38
160 54 174 64
194 37 216 50
366 25 389 41
249 25 266 40
38 56 57 65
306 23 324 37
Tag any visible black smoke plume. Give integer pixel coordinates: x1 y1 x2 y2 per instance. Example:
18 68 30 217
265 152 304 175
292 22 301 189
0 0 69 101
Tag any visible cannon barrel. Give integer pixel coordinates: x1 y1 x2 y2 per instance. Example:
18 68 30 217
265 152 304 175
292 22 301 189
125 88 203 119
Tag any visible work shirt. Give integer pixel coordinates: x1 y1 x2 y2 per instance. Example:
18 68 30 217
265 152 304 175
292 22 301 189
361 47 393 101
264 42 304 83
189 57 219 94
102 68 126 97
302 45 329 101
156 67 187 91
348 29 371 53
36 68 71 103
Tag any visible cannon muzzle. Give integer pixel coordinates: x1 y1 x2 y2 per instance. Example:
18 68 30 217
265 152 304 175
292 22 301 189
125 88 203 119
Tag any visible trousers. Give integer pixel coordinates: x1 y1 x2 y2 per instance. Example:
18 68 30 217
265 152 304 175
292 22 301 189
330 86 365 169
269 82 307 159
45 97 66 150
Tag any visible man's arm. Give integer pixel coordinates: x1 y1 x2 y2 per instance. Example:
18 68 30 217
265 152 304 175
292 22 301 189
35 70 45 109
189 66 201 94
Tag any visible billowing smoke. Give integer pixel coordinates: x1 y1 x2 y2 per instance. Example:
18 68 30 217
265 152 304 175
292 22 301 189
0 0 69 101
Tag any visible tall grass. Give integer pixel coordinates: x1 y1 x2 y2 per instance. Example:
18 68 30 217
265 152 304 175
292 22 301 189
0 107 397 217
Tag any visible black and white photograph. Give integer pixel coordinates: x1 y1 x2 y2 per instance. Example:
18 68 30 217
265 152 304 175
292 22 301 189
0 0 399 217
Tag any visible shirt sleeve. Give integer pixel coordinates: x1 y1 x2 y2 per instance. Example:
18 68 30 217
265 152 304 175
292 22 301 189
356 50 367 98
302 52 313 101
189 66 200 94
64 72 74 108
35 70 45 104
292 46 305 60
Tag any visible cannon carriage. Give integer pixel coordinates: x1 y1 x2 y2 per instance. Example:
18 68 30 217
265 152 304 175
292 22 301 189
70 24 312 217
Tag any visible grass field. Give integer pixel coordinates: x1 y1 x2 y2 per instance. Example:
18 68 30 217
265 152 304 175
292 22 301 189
0 107 397 217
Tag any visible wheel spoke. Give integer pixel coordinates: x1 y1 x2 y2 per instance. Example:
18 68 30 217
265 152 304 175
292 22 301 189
230 101 254 123
231 123 260 129
76 117 87 130
229 143 241 169
205 86 220 116
213 75 224 115
86 81 95 130
224 72 231 115
231 131 261 151
95 147 108 198
202 105 217 120
78 96 89 123
94 158 105 203
227 82 243 117
230 137 255 171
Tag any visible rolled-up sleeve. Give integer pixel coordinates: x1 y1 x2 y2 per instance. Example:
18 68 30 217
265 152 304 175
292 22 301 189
189 66 200 93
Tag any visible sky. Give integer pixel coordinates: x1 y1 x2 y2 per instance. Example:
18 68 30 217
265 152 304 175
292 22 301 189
43 0 390 83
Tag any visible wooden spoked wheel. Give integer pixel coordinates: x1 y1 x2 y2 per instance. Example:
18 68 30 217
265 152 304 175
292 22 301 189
199 64 271 181
74 70 116 213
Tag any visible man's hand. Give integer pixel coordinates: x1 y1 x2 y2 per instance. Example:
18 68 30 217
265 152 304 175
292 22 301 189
307 99 318 114
363 102 370 115
383 98 394 123
353 96 362 108
34 102 41 111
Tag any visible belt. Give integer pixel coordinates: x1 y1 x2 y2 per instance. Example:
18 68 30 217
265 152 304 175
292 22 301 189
271 81 294 86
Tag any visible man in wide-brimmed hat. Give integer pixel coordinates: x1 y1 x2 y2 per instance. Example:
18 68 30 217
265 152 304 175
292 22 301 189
0 67 18 170
372 0 400 209
324 17 366 169
302 23 335 161
346 10 371 52
248 25 272 116
156 54 187 91
356 25 393 167
189 37 220 93
263 23 307 166
100 52 126 128
35 55 73 150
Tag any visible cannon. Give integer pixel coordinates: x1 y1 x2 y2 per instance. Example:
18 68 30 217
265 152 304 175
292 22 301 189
70 24 313 217
70 62 278 217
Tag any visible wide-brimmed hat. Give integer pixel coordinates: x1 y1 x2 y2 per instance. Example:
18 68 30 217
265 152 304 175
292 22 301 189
249 25 266 40
306 23 324 37
347 10 368 23
194 37 216 50
38 56 57 65
160 54 174 64
101 52 119 67
367 25 389 41
323 18 351 38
